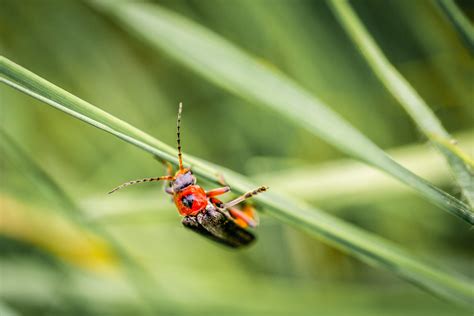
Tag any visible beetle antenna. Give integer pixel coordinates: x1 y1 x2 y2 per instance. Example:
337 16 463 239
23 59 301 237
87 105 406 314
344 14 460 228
108 176 174 194
177 102 184 171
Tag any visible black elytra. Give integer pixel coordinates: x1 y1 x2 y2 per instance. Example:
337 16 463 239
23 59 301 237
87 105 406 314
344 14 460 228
182 203 255 248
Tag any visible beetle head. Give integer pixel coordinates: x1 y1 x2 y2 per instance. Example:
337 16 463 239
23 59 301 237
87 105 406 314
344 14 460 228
172 169 196 192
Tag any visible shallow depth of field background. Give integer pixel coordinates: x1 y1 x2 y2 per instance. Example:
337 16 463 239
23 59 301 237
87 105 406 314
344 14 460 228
1 1 473 315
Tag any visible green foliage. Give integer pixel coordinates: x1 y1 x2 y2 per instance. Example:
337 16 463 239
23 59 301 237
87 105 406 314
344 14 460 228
1 1 473 315
90 0 473 224
329 0 474 206
1 54 474 307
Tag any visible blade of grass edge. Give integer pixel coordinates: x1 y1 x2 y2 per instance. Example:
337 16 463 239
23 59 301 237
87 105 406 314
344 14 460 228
435 0 474 54
0 302 19 316
88 1 473 224
0 129 163 316
329 0 474 207
1 56 473 307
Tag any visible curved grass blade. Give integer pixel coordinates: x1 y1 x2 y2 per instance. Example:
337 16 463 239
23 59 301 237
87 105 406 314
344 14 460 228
1 56 473 306
88 1 473 224
329 0 474 207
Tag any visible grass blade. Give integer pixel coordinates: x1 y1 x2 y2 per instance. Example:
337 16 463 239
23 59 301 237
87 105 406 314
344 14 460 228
329 0 474 207
1 56 473 306
261 131 474 204
0 302 19 316
435 0 474 53
89 1 473 224
0 128 160 315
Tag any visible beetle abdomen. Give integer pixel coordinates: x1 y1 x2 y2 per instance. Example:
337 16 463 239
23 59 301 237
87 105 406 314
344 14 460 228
182 205 255 248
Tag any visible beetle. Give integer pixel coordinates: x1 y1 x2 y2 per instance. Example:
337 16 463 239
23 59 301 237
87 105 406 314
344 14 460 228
108 103 268 248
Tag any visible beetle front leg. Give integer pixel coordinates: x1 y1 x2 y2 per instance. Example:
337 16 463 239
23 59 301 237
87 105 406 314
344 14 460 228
216 173 227 186
153 155 174 175
154 156 174 195
206 186 230 197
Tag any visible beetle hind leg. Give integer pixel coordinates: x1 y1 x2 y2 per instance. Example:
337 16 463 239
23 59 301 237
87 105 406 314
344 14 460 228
209 197 258 229
228 204 258 228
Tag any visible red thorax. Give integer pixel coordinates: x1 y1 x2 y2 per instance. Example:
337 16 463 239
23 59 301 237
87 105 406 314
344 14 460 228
174 185 208 216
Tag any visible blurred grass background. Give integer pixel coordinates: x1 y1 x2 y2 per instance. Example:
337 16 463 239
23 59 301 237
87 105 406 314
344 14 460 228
0 0 473 315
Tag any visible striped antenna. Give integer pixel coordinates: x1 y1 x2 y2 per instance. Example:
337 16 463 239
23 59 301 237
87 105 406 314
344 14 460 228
108 176 173 194
176 102 184 171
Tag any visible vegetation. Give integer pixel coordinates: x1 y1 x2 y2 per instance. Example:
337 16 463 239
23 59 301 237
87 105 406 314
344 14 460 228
1 1 473 315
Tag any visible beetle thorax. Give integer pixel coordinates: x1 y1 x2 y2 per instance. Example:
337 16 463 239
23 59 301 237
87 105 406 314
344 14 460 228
174 185 208 216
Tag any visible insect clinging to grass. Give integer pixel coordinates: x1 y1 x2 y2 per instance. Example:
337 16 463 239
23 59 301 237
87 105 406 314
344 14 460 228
108 103 268 248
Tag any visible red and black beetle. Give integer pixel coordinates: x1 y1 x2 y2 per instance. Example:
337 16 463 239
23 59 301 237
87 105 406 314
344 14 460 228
109 103 268 248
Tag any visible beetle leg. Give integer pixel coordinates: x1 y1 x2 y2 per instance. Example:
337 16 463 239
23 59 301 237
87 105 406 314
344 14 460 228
206 186 230 197
216 173 227 186
154 156 174 195
228 204 258 228
223 185 268 209
163 174 174 196
154 155 174 176
209 197 225 208
164 161 173 176
210 198 258 228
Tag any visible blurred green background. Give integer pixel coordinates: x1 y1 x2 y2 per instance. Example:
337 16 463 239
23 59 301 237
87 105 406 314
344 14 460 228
1 0 473 315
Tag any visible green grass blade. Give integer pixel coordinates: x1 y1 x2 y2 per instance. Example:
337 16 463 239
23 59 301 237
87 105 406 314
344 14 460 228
435 0 474 53
0 302 19 316
259 130 474 204
1 56 473 306
329 0 474 207
1 129 78 212
0 128 160 316
88 1 473 224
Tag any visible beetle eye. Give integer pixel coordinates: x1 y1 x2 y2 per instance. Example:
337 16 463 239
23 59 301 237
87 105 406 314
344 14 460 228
181 194 195 208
